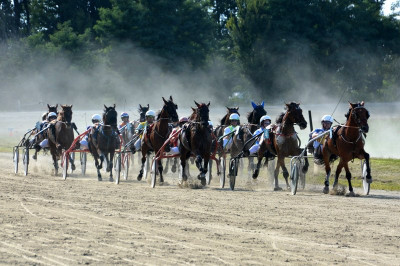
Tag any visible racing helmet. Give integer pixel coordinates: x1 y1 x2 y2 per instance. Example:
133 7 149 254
92 114 102 122
179 117 189 123
47 112 57 119
321 115 334 123
229 113 240 121
260 115 271 124
146 110 156 117
121 112 129 118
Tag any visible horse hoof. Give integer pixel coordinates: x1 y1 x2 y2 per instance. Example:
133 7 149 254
109 177 114 182
200 178 206 186
32 154 37 160
252 172 258 179
302 165 309 174
346 191 357 197
274 187 283 191
71 164 76 171
171 166 177 173
98 177 102 181
323 186 329 194
137 175 142 181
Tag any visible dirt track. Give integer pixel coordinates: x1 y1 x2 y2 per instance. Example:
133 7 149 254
1 152 400 265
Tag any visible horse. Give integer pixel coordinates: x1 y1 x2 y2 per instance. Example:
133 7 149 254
179 101 212 186
322 101 370 195
88 104 119 181
253 102 309 190
47 105 75 175
137 96 179 183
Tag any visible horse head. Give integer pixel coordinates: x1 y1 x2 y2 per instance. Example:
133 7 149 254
194 101 210 127
248 101 266 124
47 104 58 114
226 106 240 116
60 105 73 124
138 104 149 122
161 96 179 122
103 104 118 128
284 102 307 129
346 101 370 133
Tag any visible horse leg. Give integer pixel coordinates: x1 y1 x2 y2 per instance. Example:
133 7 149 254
302 148 309 173
69 153 76 171
108 152 114 182
93 155 102 181
171 157 177 173
137 149 146 181
363 150 372 181
51 150 59 175
273 157 283 191
322 149 331 194
158 159 164 183
195 155 206 185
281 164 290 190
180 152 188 181
344 162 355 196
252 156 263 179
333 159 344 190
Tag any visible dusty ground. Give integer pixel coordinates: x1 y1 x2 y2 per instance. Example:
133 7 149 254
1 152 400 265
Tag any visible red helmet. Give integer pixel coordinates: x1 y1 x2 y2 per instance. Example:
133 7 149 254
179 117 189 123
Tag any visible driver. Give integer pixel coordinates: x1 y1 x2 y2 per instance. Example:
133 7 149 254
308 115 334 160
222 113 240 151
130 110 155 153
247 115 271 156
79 114 102 150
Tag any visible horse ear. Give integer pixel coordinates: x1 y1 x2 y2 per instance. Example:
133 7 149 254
147 104 149 108
113 104 116 108
360 101 365 106
55 104 58 108
104 104 107 109
236 106 239 110
162 97 167 104
170 95 173 101
70 105 73 108
47 104 50 109
251 101 257 109
207 101 210 107
261 101 264 107
139 104 142 109
191 107 196 111
226 106 229 110
194 101 200 107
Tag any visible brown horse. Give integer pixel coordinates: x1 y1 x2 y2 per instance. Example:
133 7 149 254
322 102 370 195
88 104 119 181
137 96 179 182
253 102 309 190
179 101 212 185
47 105 75 175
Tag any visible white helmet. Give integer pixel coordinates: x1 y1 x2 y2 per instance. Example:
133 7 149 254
92 114 102 122
229 113 240 121
208 121 213 127
47 112 57 119
321 115 334 123
260 115 271 124
146 110 156 117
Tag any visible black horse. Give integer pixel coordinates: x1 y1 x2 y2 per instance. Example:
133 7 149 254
179 101 212 186
89 104 119 181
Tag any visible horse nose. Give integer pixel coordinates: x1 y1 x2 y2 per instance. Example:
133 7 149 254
362 125 369 133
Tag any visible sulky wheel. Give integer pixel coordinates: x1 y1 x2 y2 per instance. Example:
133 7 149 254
13 147 19 174
206 160 212 185
80 152 87 176
62 152 69 180
123 153 130 181
114 153 121 184
229 158 238 191
291 161 300 195
23 147 29 176
362 160 370 195
219 157 226 188
151 158 157 188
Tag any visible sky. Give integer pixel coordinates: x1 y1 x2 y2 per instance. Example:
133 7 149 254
383 0 400 16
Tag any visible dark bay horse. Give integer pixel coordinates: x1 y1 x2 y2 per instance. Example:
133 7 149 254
137 96 179 182
47 105 75 175
88 105 119 181
322 102 370 195
179 101 212 186
253 102 309 190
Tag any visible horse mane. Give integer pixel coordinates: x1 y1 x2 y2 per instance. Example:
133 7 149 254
247 111 253 123
276 112 285 124
156 110 161 120
220 114 228 125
